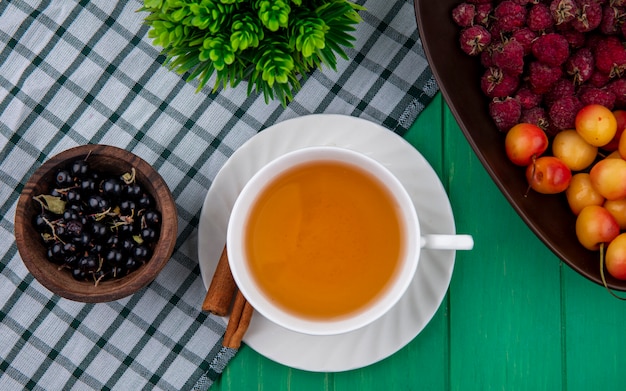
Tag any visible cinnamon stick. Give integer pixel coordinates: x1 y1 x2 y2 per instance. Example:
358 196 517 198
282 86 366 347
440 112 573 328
223 290 254 349
202 246 237 316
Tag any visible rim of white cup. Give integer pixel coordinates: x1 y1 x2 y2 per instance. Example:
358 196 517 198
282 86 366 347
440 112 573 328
227 146 420 336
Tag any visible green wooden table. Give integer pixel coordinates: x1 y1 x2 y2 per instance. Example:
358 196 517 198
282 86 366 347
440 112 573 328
212 93 626 390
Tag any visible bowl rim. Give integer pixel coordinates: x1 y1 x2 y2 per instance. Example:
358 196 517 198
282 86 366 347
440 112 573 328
14 144 178 302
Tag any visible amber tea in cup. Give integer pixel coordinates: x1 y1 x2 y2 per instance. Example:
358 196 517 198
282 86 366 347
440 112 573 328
228 146 472 335
245 158 404 321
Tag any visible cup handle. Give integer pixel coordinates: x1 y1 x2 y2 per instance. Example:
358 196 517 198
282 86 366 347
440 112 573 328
420 234 474 250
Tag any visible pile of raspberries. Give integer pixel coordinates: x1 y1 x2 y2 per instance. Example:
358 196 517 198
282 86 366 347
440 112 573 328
454 0 626 134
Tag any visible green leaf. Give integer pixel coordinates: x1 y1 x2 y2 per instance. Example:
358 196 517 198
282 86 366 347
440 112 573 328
200 35 235 70
143 0 164 9
170 7 189 22
257 0 290 31
291 17 328 58
230 12 264 51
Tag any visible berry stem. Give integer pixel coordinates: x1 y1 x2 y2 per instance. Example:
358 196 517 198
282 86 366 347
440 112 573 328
600 242 626 300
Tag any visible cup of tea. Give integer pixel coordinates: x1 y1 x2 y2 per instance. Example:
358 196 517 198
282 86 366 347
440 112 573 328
227 146 473 335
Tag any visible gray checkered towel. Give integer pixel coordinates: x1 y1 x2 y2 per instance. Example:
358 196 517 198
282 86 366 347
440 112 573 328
0 0 437 389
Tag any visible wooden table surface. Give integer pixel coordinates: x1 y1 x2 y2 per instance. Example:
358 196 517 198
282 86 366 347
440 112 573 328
211 93 626 390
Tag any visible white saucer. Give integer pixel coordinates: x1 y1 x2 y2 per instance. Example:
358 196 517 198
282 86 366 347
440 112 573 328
197 114 456 372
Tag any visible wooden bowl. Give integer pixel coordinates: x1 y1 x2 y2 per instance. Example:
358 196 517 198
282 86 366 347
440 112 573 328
14 145 178 302
414 1 626 291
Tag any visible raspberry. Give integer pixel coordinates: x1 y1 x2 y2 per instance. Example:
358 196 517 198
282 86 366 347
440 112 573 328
608 78 626 108
532 33 570 68
480 47 495 68
481 67 520 98
565 47 594 85
578 86 616 109
571 0 603 32
515 85 543 109
548 95 583 130
600 6 625 35
584 32 604 50
467 0 492 3
489 97 522 132
459 25 492 56
488 22 507 40
528 3 555 32
588 70 611 88
475 3 493 27
560 28 586 49
593 35 626 77
452 3 476 27
480 47 495 67
621 20 626 41
492 39 526 75
550 0 577 25
520 107 551 132
494 1 527 32
545 78 576 107
528 61 563 94
511 28 538 55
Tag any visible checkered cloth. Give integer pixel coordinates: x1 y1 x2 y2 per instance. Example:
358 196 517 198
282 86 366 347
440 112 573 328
0 0 437 389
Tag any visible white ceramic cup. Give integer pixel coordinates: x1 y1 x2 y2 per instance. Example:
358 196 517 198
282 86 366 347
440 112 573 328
227 146 473 336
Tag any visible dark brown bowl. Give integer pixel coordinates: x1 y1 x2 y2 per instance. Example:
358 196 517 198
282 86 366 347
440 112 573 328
14 145 178 302
414 1 625 290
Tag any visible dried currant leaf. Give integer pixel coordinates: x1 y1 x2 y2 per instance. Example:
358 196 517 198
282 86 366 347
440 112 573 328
34 194 66 215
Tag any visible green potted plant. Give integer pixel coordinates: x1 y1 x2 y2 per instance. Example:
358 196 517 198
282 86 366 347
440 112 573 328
139 0 364 106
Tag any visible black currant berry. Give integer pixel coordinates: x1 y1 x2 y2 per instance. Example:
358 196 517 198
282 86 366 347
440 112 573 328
124 183 142 199
119 199 136 215
54 224 67 238
106 234 120 248
63 210 79 221
104 248 123 265
65 254 79 268
55 170 73 187
67 203 83 213
33 213 51 231
63 242 78 255
142 209 161 227
90 242 104 255
86 195 109 212
65 188 82 204
137 193 153 209
120 238 135 254
72 232 92 248
140 227 158 243
125 257 139 271
78 254 98 272
116 223 135 237
72 268 87 281
46 242 65 263
65 220 83 237
132 244 150 262
70 160 89 178
90 221 108 240
101 177 123 198
79 178 96 193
